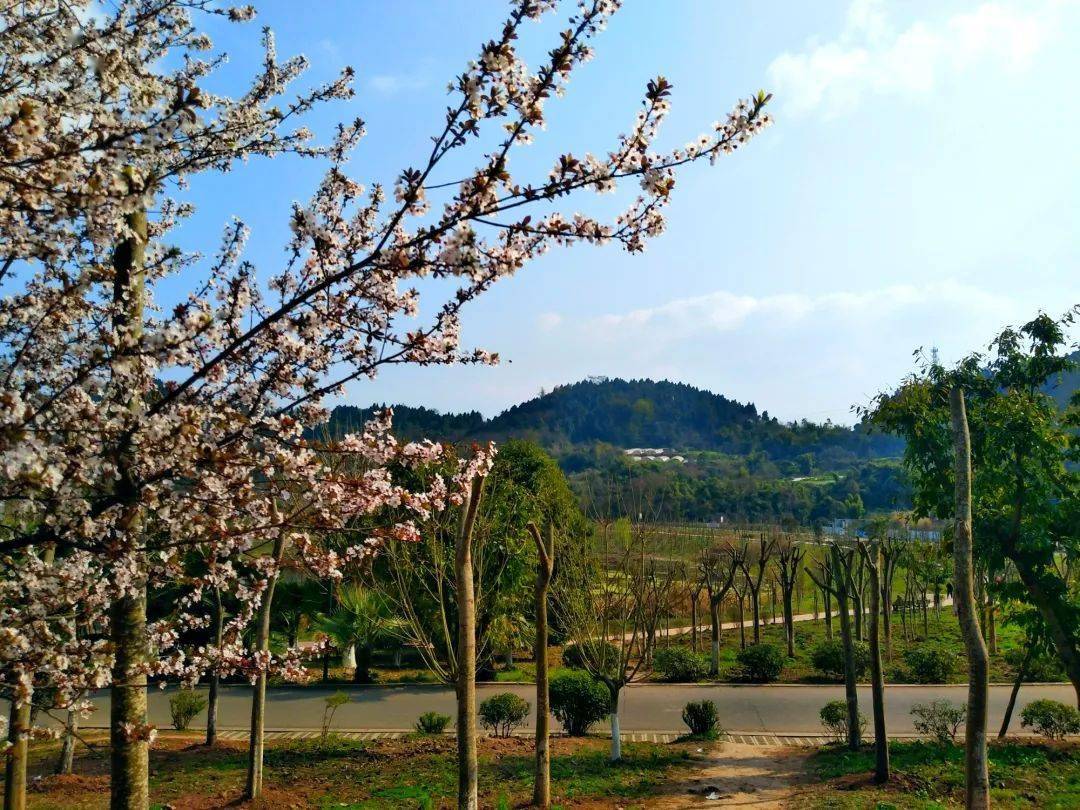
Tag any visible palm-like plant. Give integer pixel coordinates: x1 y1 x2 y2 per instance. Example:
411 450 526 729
487 611 533 670
316 584 404 683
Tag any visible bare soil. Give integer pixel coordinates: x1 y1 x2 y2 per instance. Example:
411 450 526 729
646 742 810 808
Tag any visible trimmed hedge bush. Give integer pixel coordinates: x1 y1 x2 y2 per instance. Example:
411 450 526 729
654 646 709 682
819 699 866 743
549 670 610 736
478 692 530 737
169 689 206 731
1021 699 1080 740
681 700 722 738
904 644 957 684
414 711 451 734
810 639 870 680
911 700 965 744
736 643 785 683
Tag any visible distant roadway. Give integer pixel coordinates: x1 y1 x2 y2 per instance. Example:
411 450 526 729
77 681 1073 734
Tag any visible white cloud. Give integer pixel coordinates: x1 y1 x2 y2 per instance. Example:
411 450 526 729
368 73 428 96
588 281 1018 341
536 312 563 331
768 0 1069 117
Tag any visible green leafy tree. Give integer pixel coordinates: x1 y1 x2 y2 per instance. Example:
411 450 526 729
870 311 1080 704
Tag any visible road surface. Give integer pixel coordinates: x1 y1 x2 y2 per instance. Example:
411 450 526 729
74 681 1071 734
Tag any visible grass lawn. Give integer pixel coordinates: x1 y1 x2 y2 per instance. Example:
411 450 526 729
12 732 696 809
802 739 1080 809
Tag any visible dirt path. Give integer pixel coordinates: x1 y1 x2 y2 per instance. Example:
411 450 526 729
647 742 810 808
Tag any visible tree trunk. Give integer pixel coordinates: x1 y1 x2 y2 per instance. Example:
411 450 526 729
737 594 746 650
1009 559 1080 708
455 477 484 810
950 388 990 810
354 646 372 684
110 586 150 810
783 589 795 658
864 543 890 784
206 588 223 747
881 580 893 661
999 645 1030 738
690 594 699 653
4 700 29 810
245 523 287 801
530 522 555 809
56 708 78 776
837 588 860 751
987 597 997 656
824 590 833 640
608 685 622 762
851 587 863 643
709 598 721 677
108 195 151 810
751 588 761 644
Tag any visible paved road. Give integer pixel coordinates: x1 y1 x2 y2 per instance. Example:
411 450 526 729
76 681 1073 734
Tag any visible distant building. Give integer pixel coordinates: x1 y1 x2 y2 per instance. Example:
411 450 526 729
822 517 943 541
623 448 686 463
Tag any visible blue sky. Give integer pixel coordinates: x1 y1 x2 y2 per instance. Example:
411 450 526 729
176 0 1080 424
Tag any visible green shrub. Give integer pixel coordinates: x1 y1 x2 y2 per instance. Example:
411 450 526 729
168 689 207 731
910 700 965 744
903 644 957 684
414 711 451 734
654 646 708 682
1005 648 1066 683
561 640 620 675
681 700 722 738
549 670 610 736
1020 699 1080 740
478 693 530 737
810 639 869 680
819 699 866 743
736 643 785 683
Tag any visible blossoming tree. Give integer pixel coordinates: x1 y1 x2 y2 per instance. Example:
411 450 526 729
0 1 770 807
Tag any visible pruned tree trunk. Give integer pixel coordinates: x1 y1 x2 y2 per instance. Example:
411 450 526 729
206 587 223 747
950 388 990 810
836 582 860 750
455 476 484 810
783 588 795 657
56 707 78 776
4 700 29 810
709 598 721 677
607 685 622 762
999 644 1030 738
529 521 555 809
245 517 288 801
861 542 890 783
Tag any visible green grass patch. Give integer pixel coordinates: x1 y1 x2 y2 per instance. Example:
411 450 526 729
805 739 1080 809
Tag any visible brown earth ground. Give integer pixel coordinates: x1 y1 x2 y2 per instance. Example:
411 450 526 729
645 743 808 809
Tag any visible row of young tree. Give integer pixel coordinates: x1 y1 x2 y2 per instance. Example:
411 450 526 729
0 1 775 809
850 310 1080 806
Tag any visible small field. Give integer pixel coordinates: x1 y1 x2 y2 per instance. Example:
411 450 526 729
802 739 1080 808
14 732 698 809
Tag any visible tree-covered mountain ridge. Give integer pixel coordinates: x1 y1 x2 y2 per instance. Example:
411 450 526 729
319 377 904 466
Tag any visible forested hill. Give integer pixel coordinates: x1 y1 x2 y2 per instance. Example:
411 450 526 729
319 377 903 463
1045 350 1080 410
